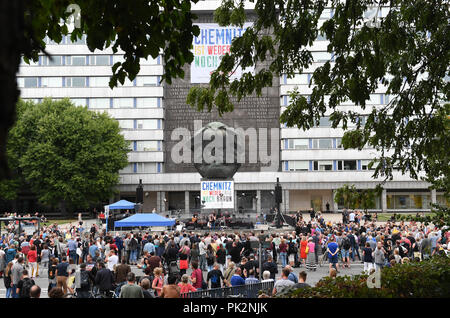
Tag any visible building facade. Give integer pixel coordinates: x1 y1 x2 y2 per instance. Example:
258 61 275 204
17 1 447 215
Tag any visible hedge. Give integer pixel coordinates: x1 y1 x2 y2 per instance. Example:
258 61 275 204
281 256 450 298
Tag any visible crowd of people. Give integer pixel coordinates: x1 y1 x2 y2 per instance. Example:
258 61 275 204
0 209 448 298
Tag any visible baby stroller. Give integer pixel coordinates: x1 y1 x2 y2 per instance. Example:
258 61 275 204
320 245 328 267
167 260 180 282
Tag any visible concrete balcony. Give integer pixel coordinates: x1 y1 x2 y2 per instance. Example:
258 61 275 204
127 151 164 162
120 130 163 141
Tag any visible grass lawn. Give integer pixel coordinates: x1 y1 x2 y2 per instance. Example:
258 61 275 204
376 212 435 222
1 219 78 230
41 219 78 226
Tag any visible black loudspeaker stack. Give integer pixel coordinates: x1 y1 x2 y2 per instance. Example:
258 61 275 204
275 185 282 203
136 179 144 203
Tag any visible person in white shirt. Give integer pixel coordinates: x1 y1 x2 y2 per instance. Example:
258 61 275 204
106 249 119 271
204 235 212 247
349 211 356 223
199 239 207 271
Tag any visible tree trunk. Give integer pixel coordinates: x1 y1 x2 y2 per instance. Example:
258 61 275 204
12 199 17 213
59 200 70 218
0 0 24 180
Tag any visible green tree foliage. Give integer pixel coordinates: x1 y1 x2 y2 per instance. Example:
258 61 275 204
187 0 450 197
0 98 129 214
281 256 450 298
334 184 383 212
1 0 200 179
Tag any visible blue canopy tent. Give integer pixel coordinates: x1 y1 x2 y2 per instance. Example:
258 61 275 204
104 200 136 233
108 200 136 210
114 213 175 228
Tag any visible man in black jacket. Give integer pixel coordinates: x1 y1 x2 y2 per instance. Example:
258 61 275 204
348 231 360 261
94 261 114 295
229 241 242 264
309 208 315 220
261 255 278 280
243 254 259 276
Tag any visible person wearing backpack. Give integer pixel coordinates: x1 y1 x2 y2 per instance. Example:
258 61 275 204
75 263 91 298
287 238 298 267
178 241 190 276
341 233 351 268
48 258 58 292
206 263 224 289
16 269 35 298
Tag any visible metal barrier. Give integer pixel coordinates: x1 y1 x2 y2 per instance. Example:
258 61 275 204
181 281 274 299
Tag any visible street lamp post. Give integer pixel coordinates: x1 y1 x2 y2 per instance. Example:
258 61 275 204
275 177 283 228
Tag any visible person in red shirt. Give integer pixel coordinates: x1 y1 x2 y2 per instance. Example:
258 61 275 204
190 261 203 290
110 240 118 252
279 239 288 268
27 245 38 278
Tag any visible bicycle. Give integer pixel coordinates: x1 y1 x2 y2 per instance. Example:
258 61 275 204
65 289 95 298
94 290 118 298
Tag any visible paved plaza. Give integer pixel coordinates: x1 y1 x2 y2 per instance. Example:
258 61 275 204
0 255 365 298
0 212 375 298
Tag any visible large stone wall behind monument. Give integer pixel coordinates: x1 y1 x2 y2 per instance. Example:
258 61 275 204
163 13 280 174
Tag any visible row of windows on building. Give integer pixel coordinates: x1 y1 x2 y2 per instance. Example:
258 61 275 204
285 138 341 149
44 34 88 45
18 75 160 88
281 116 367 128
127 141 161 152
337 193 446 210
20 54 160 67
386 194 433 210
280 94 392 106
284 159 376 171
277 6 391 23
284 138 374 150
282 73 399 88
120 162 162 174
118 119 162 130
22 97 162 109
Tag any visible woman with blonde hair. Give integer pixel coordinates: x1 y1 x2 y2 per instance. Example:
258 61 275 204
299 236 308 267
152 267 164 297
178 274 197 296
